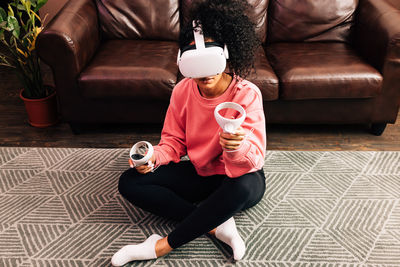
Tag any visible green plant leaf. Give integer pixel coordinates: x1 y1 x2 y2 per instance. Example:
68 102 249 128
0 7 7 22
1 0 47 98
8 5 14 17
24 18 32 31
8 16 20 38
7 17 14 30
25 1 31 13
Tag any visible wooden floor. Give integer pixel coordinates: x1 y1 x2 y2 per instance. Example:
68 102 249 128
1 64 399 151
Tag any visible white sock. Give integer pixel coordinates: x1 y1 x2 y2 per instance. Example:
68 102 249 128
215 217 246 261
111 234 163 266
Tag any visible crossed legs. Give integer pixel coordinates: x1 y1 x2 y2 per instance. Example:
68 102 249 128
112 161 265 265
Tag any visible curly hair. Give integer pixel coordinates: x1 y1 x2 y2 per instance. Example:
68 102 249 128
179 0 260 78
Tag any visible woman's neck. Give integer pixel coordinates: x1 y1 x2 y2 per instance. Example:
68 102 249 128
198 73 233 98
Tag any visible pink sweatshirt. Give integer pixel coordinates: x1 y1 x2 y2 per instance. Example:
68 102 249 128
154 77 266 178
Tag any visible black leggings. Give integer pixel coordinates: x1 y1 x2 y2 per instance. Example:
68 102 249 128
118 160 265 249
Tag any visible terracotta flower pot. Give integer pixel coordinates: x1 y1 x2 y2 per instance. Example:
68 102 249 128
19 88 58 128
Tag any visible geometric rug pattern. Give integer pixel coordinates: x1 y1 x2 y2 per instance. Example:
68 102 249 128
0 147 399 266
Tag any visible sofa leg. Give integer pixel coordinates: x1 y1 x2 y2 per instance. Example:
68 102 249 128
69 123 82 135
370 123 387 136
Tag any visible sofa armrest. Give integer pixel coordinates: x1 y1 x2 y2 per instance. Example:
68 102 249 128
37 0 100 76
355 0 400 123
355 0 400 72
36 0 100 122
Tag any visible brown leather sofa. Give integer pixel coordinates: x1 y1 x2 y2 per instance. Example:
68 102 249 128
37 0 400 135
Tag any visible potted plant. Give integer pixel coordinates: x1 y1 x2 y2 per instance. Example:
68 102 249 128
0 0 57 128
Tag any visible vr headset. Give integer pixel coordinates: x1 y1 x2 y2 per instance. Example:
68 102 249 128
177 20 229 78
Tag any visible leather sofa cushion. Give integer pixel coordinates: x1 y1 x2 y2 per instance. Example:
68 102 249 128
268 0 357 43
78 40 178 100
266 42 383 100
247 47 279 100
180 0 269 43
96 0 180 40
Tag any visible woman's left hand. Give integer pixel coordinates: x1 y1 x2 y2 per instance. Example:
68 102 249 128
219 127 245 150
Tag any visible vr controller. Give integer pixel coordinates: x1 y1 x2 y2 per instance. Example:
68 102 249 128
177 20 229 78
129 141 154 169
214 102 246 134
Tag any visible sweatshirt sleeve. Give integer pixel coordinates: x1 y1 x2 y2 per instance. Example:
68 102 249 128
153 92 187 166
223 90 266 178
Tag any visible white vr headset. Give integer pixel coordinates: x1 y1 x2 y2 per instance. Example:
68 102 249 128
177 20 229 78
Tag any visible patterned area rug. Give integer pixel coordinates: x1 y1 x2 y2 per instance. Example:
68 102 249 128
0 148 400 267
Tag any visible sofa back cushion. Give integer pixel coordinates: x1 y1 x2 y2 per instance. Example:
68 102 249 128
267 0 357 43
180 0 269 43
96 0 180 40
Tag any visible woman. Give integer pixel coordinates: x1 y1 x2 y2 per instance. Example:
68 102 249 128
111 0 265 265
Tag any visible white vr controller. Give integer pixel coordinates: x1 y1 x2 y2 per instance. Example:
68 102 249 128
129 141 154 168
214 102 246 134
177 20 229 78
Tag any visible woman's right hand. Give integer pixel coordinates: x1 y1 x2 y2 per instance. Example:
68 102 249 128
129 154 156 174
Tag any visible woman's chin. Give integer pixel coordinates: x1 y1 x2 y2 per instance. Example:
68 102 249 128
194 73 224 96
198 77 216 85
